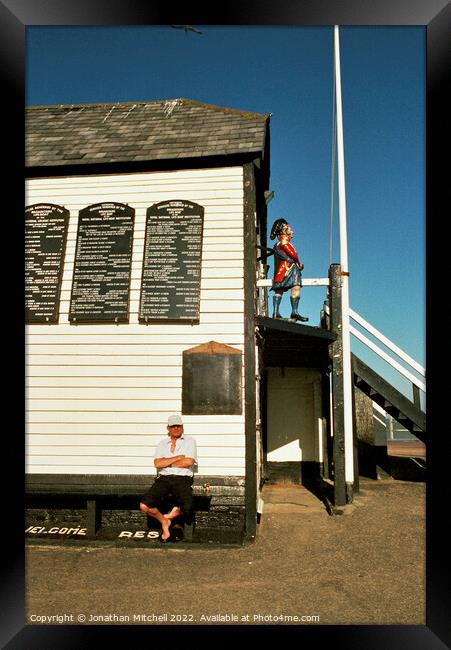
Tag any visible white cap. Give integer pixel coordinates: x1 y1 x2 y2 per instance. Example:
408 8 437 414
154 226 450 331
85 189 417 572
167 414 183 426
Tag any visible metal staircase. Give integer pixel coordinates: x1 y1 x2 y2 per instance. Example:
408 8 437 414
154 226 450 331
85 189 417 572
348 308 426 447
352 353 426 444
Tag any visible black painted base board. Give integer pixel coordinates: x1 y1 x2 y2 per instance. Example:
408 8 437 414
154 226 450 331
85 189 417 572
25 505 246 545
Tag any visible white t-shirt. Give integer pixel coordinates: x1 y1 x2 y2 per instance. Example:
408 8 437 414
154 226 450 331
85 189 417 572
154 435 197 477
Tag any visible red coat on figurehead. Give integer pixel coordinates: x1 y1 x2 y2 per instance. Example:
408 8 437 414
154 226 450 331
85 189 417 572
270 219 303 291
269 218 308 322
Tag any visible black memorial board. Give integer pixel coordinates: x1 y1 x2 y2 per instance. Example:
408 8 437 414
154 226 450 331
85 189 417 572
182 343 242 415
69 202 134 323
139 200 204 322
25 203 69 323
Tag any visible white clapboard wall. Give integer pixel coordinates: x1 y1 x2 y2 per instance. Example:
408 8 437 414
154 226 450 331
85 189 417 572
26 166 246 476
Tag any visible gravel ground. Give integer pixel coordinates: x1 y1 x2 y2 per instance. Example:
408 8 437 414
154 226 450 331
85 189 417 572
25 477 425 626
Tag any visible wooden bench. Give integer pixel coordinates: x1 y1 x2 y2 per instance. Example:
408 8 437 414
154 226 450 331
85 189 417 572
25 475 211 540
387 439 426 460
142 493 211 542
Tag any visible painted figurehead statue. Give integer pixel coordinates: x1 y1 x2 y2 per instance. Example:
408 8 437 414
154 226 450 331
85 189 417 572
270 218 308 322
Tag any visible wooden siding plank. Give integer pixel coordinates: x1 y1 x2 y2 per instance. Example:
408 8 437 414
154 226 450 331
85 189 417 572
27 389 246 410
26 419 244 431
25 412 244 422
26 367 184 377
27 444 245 458
26 416 244 426
27 167 243 183
26 399 185 411
27 184 245 196
26 377 182 387
26 355 183 366
26 432 245 443
26 455 246 467
27 324 244 338
201 265 244 275
26 465 245 476
198 261 245 270
27 387 184 400
26 187 245 199
26 331 244 344
27 175 244 189
27 179 244 193
26 173 245 185
26 320 244 338
26 343 245 356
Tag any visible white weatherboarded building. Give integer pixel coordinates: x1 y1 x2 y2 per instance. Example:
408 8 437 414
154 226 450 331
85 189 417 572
25 98 271 542
27 167 249 476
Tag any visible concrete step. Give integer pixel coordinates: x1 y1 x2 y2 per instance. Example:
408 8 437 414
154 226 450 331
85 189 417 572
260 483 327 514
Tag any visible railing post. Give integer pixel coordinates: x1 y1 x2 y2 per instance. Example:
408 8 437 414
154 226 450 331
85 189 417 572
413 384 421 409
329 264 347 506
351 367 360 494
321 372 333 480
257 261 269 317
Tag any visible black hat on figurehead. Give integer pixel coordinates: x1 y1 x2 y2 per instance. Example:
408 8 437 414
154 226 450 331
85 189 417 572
270 218 289 240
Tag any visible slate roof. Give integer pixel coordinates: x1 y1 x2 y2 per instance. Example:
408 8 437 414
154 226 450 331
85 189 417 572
26 98 270 168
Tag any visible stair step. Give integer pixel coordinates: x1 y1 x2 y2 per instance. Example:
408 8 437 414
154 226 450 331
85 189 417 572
352 353 426 441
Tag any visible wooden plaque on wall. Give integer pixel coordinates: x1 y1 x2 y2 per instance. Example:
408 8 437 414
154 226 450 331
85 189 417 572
182 341 242 415
25 203 69 324
69 202 134 323
139 200 204 323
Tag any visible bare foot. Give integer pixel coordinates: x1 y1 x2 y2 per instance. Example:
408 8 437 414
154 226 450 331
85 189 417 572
165 506 182 520
161 517 172 540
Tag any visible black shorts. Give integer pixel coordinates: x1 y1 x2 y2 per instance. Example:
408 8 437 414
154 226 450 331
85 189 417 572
140 475 194 523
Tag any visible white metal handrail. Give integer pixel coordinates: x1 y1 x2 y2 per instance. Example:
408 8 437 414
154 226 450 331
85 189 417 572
256 278 330 287
349 309 425 377
256 278 425 395
349 325 426 393
321 303 425 395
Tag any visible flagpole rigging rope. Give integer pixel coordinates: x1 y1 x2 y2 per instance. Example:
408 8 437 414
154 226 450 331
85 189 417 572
330 54 337 265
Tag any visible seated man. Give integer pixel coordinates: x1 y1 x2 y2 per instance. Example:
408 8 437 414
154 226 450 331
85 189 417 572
139 414 197 542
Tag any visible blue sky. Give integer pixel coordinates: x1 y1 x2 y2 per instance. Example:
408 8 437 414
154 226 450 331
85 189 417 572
26 26 425 400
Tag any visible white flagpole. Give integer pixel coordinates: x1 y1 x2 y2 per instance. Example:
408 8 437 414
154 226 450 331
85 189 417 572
334 25 355 496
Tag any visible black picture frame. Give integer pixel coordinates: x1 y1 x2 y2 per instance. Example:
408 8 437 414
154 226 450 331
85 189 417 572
8 1 450 648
